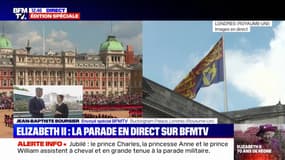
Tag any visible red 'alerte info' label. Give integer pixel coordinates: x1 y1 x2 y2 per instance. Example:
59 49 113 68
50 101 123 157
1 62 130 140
29 13 80 20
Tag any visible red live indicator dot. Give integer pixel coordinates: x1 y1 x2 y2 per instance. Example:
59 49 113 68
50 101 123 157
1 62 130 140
64 143 67 146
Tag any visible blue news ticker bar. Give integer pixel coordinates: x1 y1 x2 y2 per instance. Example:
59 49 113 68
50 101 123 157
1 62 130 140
14 124 233 138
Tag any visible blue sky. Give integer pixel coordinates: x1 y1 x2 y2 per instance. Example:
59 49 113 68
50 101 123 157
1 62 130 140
1 21 142 54
143 21 283 112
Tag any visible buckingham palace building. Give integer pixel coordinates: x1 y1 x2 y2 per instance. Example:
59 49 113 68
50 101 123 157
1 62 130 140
0 34 142 96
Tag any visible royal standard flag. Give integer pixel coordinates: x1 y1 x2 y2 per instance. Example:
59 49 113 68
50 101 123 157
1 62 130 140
174 37 224 99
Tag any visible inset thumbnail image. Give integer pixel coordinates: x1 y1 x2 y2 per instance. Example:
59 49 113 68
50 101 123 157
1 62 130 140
234 124 285 160
13 85 83 118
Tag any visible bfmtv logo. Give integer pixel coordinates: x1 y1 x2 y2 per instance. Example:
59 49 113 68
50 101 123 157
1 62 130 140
13 8 28 20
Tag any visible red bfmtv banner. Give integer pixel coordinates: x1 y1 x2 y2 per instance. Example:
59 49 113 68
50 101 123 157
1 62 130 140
29 13 80 20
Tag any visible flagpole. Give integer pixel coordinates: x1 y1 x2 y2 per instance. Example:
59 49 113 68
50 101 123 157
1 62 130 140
222 34 229 112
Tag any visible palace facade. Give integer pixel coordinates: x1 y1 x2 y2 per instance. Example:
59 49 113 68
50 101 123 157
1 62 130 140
0 34 142 96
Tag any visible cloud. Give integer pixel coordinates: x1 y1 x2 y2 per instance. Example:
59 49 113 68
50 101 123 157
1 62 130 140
227 21 285 106
196 83 224 111
239 37 249 47
120 33 142 54
48 30 68 40
85 48 96 53
162 65 186 89
113 21 142 38
13 29 75 54
0 21 30 34
45 30 74 52
0 21 75 53
14 31 42 49
113 21 142 54
0 21 141 54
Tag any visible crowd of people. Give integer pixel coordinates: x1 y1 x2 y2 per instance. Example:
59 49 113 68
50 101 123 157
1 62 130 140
4 114 13 127
83 113 117 118
0 93 13 110
129 110 143 117
83 93 142 106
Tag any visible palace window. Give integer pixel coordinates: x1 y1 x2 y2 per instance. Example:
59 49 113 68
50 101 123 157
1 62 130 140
120 81 123 87
28 71 33 76
102 81 105 87
19 80 23 85
90 73 93 77
80 72 83 76
29 80 32 85
10 80 13 86
120 72 124 77
96 81 99 87
108 72 112 77
85 72 88 77
96 72 99 77
3 72 6 75
114 72 118 77
50 71 55 76
43 80 47 85
108 81 112 87
85 80 88 86
3 80 7 86
90 81 94 87
58 81 61 85
114 81 117 87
